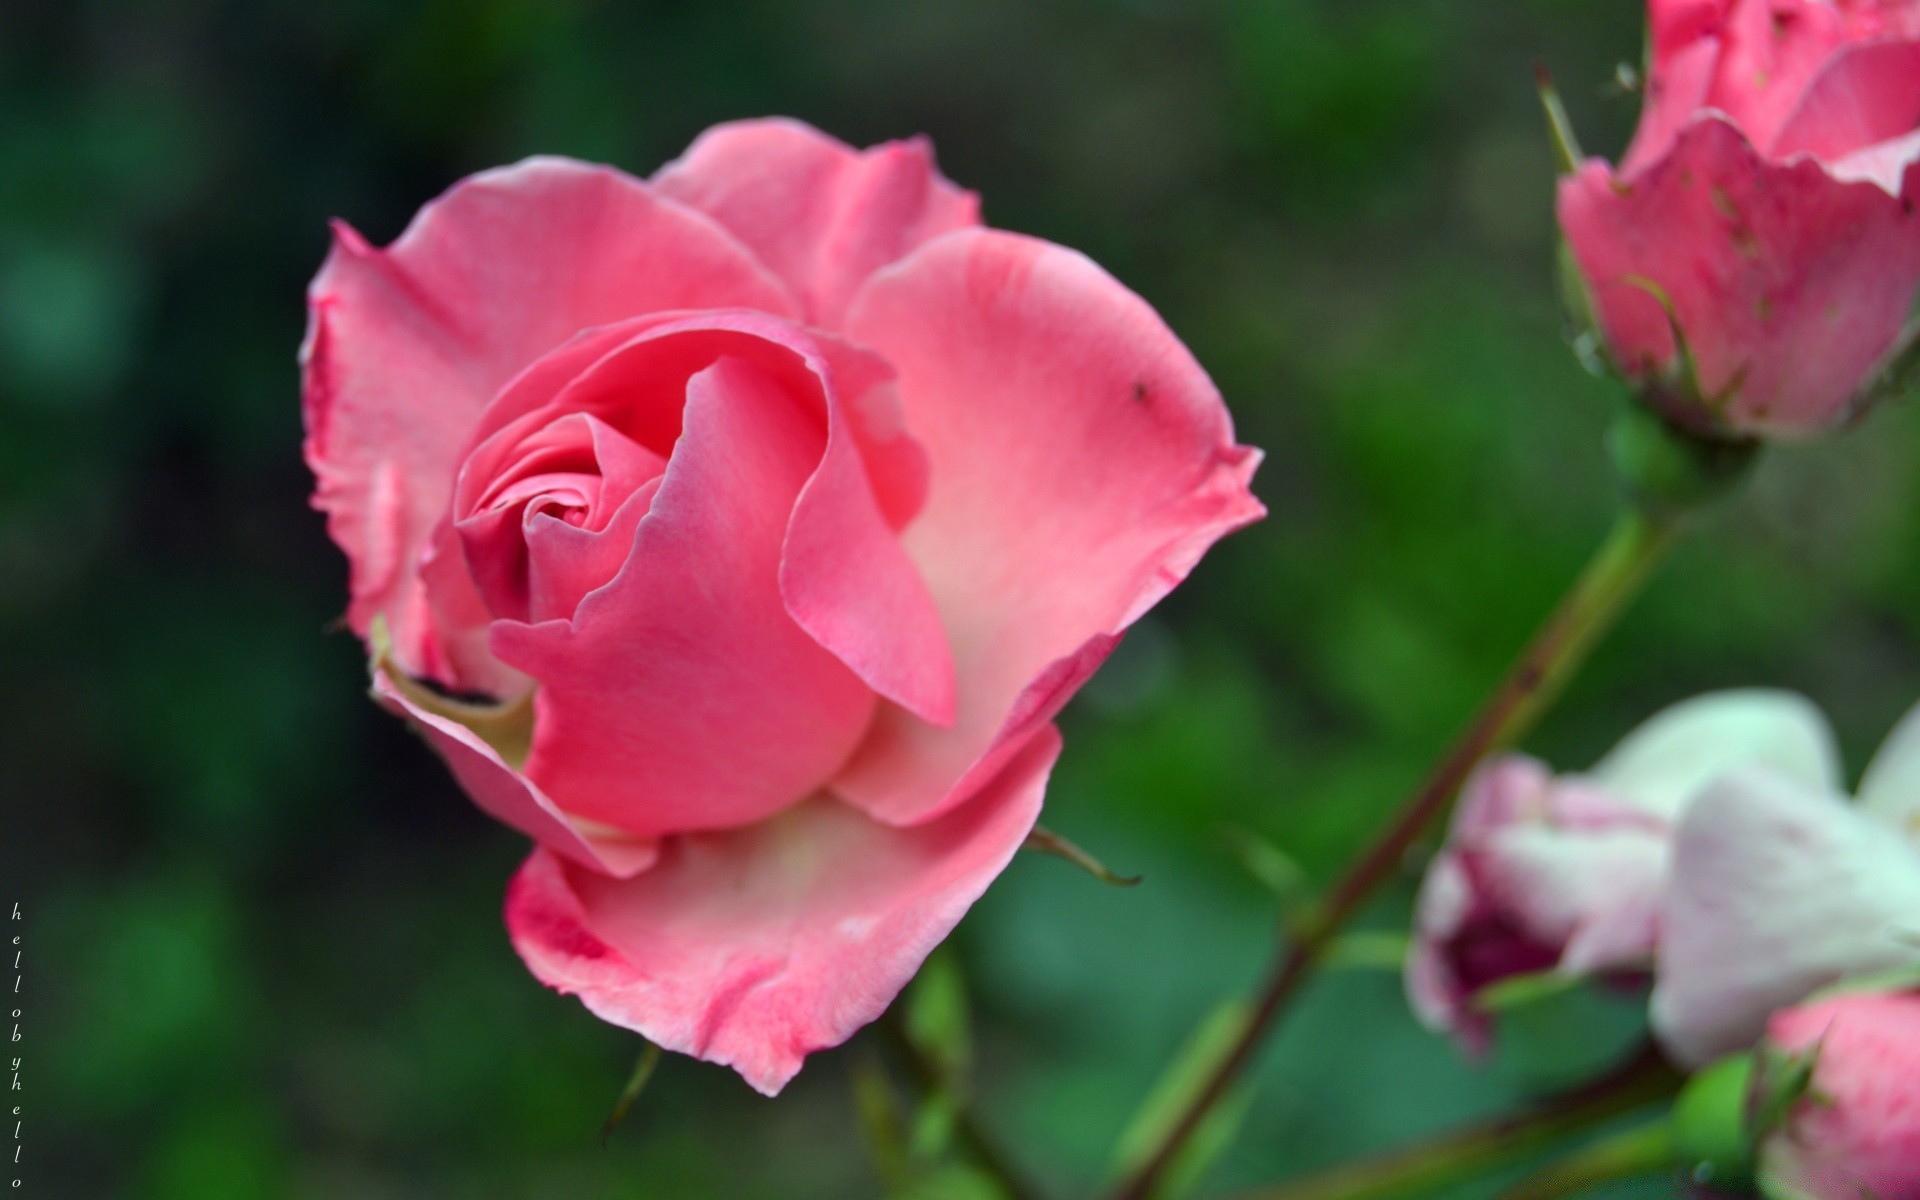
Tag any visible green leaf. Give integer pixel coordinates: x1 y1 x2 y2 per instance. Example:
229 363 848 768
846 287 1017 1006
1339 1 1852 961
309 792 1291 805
904 1162 1010 1200
1108 1000 1255 1199
853 1051 914 1193
1319 930 1411 972
904 950 972 1087
1471 968 1580 1014
1218 826 1314 931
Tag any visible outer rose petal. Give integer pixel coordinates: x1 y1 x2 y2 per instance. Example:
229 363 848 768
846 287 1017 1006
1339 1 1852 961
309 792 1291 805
1651 767 1920 1065
1559 117 1920 436
834 229 1264 826
505 726 1060 1096
302 158 797 686
370 671 658 879
492 357 877 837
1586 688 1840 820
653 118 981 328
1858 696 1920 836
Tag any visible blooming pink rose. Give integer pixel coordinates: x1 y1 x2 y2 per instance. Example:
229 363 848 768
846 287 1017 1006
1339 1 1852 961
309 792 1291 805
1655 698 1920 1065
1558 0 1920 437
301 119 1263 1093
1754 988 1920 1199
1408 691 1837 1053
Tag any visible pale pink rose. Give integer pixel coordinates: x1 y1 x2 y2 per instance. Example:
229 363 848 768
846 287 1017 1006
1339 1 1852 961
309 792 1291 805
1755 988 1920 1200
1408 691 1838 1053
301 119 1263 1093
1558 0 1920 437
1654 699 1920 1065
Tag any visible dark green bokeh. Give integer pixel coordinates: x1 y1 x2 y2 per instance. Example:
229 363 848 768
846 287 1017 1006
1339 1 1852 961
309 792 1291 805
5 2 1918 1197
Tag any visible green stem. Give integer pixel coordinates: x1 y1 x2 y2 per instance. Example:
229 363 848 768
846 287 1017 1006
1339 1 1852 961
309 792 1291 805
1229 1048 1682 1200
1494 1120 1678 1200
878 1013 1048 1200
1109 505 1687 1200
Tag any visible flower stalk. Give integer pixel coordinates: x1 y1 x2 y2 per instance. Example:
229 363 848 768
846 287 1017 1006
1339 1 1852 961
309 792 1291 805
1110 473 1703 1200
1227 1047 1682 1200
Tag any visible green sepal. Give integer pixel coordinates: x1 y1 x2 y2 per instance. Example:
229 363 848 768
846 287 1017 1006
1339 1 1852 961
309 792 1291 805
1024 825 1143 888
1672 1053 1758 1193
1606 400 1759 518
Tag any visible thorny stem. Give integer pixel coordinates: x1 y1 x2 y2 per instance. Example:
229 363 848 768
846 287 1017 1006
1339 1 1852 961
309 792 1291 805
1227 1047 1683 1200
1109 505 1687 1200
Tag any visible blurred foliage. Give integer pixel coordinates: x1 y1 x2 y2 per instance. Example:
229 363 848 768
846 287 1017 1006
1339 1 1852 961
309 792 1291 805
5 0 1920 1196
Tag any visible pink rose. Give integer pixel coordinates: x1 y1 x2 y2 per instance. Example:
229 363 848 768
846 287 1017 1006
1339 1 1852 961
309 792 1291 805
1654 699 1920 1065
1408 691 1837 1053
301 119 1263 1093
1754 988 1920 1200
1558 0 1920 437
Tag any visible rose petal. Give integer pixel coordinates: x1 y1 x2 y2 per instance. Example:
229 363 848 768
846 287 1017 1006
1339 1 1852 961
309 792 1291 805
303 159 797 687
1559 116 1920 436
1771 40 1920 166
371 669 658 879
1652 766 1920 1065
653 118 980 327
1855 696 1920 840
1704 0 1856 154
1624 36 1723 177
834 228 1264 826
464 309 951 726
504 725 1060 1095
1585 688 1841 819
492 355 877 836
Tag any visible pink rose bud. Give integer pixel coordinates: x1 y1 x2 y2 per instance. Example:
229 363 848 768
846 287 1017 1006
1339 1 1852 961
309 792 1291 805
1754 988 1920 1200
1558 0 1920 438
301 120 1263 1094
1408 691 1837 1053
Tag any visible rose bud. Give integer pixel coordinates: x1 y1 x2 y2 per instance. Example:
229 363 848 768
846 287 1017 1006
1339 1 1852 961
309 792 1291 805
1751 987 1920 1200
1654 699 1920 1065
302 120 1264 1093
1557 0 1920 438
1408 690 1837 1053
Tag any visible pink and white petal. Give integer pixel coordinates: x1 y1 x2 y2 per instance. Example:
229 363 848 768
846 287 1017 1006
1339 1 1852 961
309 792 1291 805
1704 0 1854 153
1478 823 1669 973
492 357 876 838
303 159 796 685
1855 697 1920 840
834 229 1264 826
1769 40 1920 166
1448 756 1554 839
783 386 956 725
1559 117 1920 437
1585 688 1840 820
469 310 948 724
1651 767 1920 1065
504 725 1060 1096
1830 126 1920 195
1623 36 1723 177
371 671 657 879
653 118 980 327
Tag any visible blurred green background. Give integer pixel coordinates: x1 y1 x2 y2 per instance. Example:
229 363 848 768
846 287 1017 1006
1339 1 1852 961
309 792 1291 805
7 1 1920 1197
